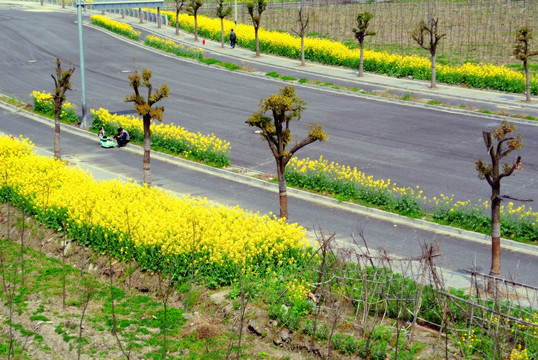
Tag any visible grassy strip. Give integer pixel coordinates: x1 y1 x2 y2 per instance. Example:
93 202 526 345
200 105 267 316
144 34 241 70
285 157 537 243
144 34 203 60
266 72 538 122
199 57 241 70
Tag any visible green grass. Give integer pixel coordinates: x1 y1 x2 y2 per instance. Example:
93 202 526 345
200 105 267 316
0 95 24 107
198 58 241 70
281 76 297 81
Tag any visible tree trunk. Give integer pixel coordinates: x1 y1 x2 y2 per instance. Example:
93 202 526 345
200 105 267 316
54 98 61 160
488 185 501 293
300 35 305 66
194 15 199 41
157 7 161 29
255 28 260 57
220 19 225 48
430 54 437 89
176 11 180 35
54 116 61 160
139 8 143 24
359 42 364 77
143 118 152 186
525 61 531 103
277 161 287 219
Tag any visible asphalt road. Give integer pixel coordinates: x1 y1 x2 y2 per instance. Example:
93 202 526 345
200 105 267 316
0 4 537 286
1 6 537 208
2 107 537 287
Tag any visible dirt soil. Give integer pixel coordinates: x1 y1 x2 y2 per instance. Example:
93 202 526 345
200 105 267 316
0 205 449 359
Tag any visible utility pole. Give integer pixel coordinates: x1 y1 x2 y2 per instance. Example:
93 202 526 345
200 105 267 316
76 0 88 128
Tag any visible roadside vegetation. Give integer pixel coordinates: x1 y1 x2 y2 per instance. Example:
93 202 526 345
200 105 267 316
201 0 537 71
20 87 538 244
153 9 537 95
2 3 538 358
1 153 537 358
16 13 538 243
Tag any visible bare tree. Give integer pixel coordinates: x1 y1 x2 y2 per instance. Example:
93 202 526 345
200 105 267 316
513 26 538 103
125 68 169 186
475 121 530 283
246 0 267 57
291 3 313 66
77 277 95 360
352 11 376 77
246 86 326 219
187 0 203 42
51 58 75 160
411 17 445 89
216 0 232 48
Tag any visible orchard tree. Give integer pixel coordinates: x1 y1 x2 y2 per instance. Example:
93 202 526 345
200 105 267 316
187 0 203 42
51 58 75 160
216 0 232 48
352 11 376 77
475 121 530 284
411 17 445 89
291 3 313 66
125 68 169 186
513 26 537 103
246 0 267 57
246 86 327 219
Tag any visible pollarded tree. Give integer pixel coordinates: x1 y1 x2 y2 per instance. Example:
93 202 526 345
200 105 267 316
125 68 170 186
352 11 375 77
513 26 538 103
246 85 327 219
173 0 187 36
51 58 75 160
475 121 530 284
172 0 187 35
411 17 445 89
216 0 232 48
246 0 267 57
291 3 313 67
187 0 203 42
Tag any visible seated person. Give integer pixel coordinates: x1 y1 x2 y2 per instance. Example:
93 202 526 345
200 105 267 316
114 127 130 147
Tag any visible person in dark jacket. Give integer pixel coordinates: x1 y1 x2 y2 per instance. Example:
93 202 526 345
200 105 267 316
230 29 236 48
114 127 130 147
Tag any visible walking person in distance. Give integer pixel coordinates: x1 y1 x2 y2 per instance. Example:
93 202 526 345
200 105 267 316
230 29 236 48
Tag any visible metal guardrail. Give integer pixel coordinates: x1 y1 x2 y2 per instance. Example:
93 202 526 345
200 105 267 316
17 0 168 25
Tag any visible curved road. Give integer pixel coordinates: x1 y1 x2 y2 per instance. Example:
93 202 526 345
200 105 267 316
0 4 537 285
1 5 536 207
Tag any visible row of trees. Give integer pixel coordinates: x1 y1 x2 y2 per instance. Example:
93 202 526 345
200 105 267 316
156 0 538 101
353 11 537 102
49 52 528 289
